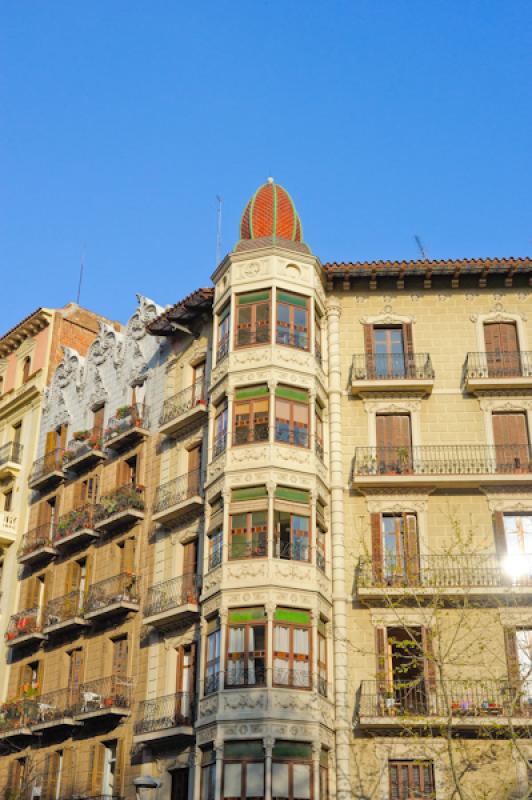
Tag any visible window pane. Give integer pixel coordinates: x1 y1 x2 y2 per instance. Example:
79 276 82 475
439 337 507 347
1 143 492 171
246 763 264 798
224 763 242 797
272 763 289 798
293 764 311 799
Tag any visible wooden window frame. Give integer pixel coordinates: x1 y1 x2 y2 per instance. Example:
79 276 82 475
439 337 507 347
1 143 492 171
229 509 268 560
233 389 269 446
271 743 313 800
222 754 265 800
226 610 267 688
273 507 310 562
318 620 327 696
273 610 312 690
234 291 271 349
276 291 309 351
275 392 309 449
388 759 435 799
204 618 221 695
208 528 223 570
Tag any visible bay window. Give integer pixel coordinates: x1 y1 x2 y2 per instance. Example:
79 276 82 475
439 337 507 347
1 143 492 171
223 741 264 800
235 291 271 348
205 616 220 694
201 747 216 800
234 386 269 445
274 487 310 562
208 528 223 570
214 401 228 457
276 291 309 350
226 607 266 687
275 387 309 448
315 404 324 460
318 618 328 696
273 608 311 689
272 742 312 800
229 487 268 560
217 305 231 362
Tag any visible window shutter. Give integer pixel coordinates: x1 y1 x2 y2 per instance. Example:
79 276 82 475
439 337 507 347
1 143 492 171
41 573 50 618
68 649 84 692
25 576 41 610
115 740 124 796
189 642 197 702
120 538 135 575
112 637 129 676
402 323 414 354
422 627 437 692
42 752 60 800
36 660 45 693
65 560 81 594
6 761 21 795
183 540 198 576
492 512 507 557
363 325 374 376
61 748 74 798
45 431 57 454
405 515 420 584
370 513 383 583
84 555 93 596
89 744 105 795
504 628 520 688
375 627 388 693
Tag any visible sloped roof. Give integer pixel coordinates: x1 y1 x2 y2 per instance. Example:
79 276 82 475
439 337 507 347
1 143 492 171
146 288 214 336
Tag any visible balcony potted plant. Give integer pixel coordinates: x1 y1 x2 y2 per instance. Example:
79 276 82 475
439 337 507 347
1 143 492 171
73 430 90 442
115 405 132 420
103 695 114 708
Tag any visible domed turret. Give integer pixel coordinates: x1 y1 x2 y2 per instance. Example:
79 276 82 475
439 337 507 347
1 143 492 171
240 178 303 242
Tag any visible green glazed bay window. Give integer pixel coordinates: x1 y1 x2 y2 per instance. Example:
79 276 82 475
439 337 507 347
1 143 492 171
234 387 269 445
223 741 265 800
227 608 267 687
272 742 313 800
235 291 271 348
274 608 311 689
276 290 309 350
275 387 309 448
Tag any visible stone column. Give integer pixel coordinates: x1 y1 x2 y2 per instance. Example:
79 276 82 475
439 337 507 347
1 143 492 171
214 738 224 800
266 480 276 560
265 601 276 689
264 736 275 800
219 608 228 691
268 379 277 444
312 742 321 800
326 298 351 800
192 746 202 800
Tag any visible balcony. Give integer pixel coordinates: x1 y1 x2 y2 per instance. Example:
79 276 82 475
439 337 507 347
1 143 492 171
62 429 106 473
43 590 89 635
0 510 17 546
104 403 149 452
84 572 140 621
53 504 99 551
5 608 46 648
353 444 532 488
356 554 532 602
74 676 132 721
0 441 23 479
93 484 145 533
464 351 532 392
18 523 56 565
351 353 435 394
133 692 194 744
144 574 201 628
29 449 64 492
357 679 532 729
0 700 36 740
159 381 208 436
152 469 203 525
30 688 81 732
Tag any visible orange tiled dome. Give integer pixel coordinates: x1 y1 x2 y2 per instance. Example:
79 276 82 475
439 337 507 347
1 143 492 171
240 178 303 242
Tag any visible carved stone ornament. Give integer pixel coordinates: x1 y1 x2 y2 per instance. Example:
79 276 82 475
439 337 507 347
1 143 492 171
88 370 108 410
50 394 71 431
241 261 261 278
56 347 80 388
478 395 532 412
135 293 161 325
89 322 117 365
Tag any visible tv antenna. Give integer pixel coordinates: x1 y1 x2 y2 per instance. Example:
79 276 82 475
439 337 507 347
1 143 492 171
76 249 85 305
216 195 223 266
414 235 429 261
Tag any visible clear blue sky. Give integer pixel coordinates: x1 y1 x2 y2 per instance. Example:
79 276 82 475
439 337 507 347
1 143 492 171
1 1 530 330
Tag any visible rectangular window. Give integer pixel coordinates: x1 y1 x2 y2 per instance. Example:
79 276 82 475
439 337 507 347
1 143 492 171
217 304 231 362
314 312 322 365
372 327 405 378
484 322 520 377
389 760 435 799
205 616 221 694
381 514 419 585
111 636 128 677
226 608 266 687
234 386 269 445
102 741 117 796
492 412 531 473
376 414 412 473
276 291 309 350
214 401 229 457
275 387 309 448
4 490 13 512
224 742 264 800
273 608 311 689
209 528 223 570
319 750 329 800
201 748 216 800
516 629 532 683
230 511 267 560
318 619 327 696
235 291 271 348
93 405 105 437
272 742 312 800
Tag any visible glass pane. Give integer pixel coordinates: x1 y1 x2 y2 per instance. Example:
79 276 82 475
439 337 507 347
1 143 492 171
224 763 241 797
256 304 269 324
293 764 311 799
277 304 290 325
246 763 264 798
272 763 289 798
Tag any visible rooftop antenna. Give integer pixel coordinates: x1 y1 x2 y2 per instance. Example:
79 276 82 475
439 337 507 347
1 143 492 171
76 249 85 305
215 195 223 266
414 235 429 260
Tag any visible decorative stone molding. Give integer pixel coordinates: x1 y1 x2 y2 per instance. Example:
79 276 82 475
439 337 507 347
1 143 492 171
359 312 415 326
470 310 529 352
482 488 532 513
223 693 267 711
371 609 435 627
364 491 430 514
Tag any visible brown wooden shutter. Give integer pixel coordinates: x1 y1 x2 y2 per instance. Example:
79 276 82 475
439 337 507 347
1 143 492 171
61 748 74 799
183 540 198 576
189 642 197 702
405 514 420 584
89 743 105 795
120 538 135 574
363 325 375 377
402 323 414 376
422 627 437 692
375 627 388 694
87 475 99 503
6 760 22 795
59 424 68 450
114 740 124 796
112 637 128 676
36 660 45 693
492 511 507 557
65 561 81 594
84 555 93 596
68 649 84 692
93 405 105 433
504 628 520 688
45 431 57 455
42 752 60 800
175 645 184 693
370 513 383 583
116 459 131 487
25 576 41 610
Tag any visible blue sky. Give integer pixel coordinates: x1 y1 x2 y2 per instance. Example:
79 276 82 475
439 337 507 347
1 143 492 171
1 1 531 330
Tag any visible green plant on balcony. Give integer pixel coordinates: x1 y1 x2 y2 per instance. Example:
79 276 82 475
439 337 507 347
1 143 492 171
56 507 90 539
116 405 133 419
73 430 90 442
98 485 145 517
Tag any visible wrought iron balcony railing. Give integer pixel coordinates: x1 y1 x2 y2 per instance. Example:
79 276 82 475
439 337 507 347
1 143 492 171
225 664 267 688
104 403 148 443
217 334 229 363
358 679 532 719
229 535 267 560
0 699 38 733
353 444 532 476
275 423 309 448
29 448 64 485
235 326 271 348
274 539 310 562
213 432 227 459
32 688 79 725
18 523 55 560
159 380 207 427
85 572 139 615
204 672 220 695
357 554 532 590
276 328 309 350
352 353 434 381
465 351 532 380
44 591 84 628
144 574 201 617
75 675 132 715
134 692 194 735
273 666 311 689
5 608 42 643
153 469 202 515
232 424 269 446
54 504 97 544
208 548 223 570
63 428 104 466
93 484 144 524
0 441 23 467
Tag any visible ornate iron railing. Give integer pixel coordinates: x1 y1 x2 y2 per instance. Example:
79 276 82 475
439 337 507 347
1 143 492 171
63 428 103 465
0 699 38 733
5 608 41 643
208 547 223 570
144 574 201 617
85 573 139 614
465 351 532 380
134 692 194 734
232 424 269 446
217 334 230 363
276 328 309 350
358 679 532 719
351 353 434 381
104 403 148 443
75 675 132 714
318 675 328 697
18 523 55 559
353 445 532 476
153 469 202 514
29 448 64 484
235 326 271 348
54 504 97 543
32 688 79 723
0 441 23 467
225 664 267 688
159 381 207 426
357 553 532 589
275 423 309 448
44 591 84 627
229 534 267 560
204 672 220 695
273 666 311 689
274 539 310 562
213 432 227 459
93 484 144 523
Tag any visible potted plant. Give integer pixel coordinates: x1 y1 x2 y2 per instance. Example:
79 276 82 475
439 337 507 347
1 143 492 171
73 430 90 442
103 696 114 707
115 405 132 419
